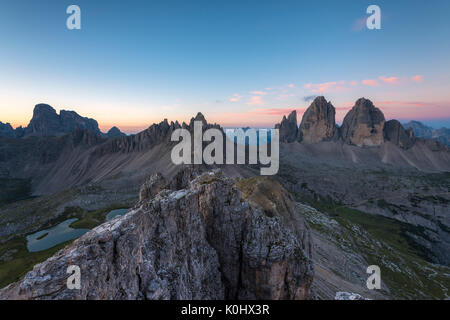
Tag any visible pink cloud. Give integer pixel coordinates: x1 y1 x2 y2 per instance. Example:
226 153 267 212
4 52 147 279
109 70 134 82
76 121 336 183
362 79 379 86
375 100 437 108
250 107 306 116
411 75 424 83
379 76 399 84
350 81 358 86
247 96 264 105
229 93 241 102
249 90 268 95
375 100 450 120
352 17 367 31
287 83 295 88
304 81 346 93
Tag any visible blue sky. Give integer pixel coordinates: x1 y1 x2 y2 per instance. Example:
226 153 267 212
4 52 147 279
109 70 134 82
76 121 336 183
0 0 449 132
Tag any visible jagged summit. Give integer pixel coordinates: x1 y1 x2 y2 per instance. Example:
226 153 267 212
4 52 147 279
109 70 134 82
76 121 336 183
274 97 449 152
22 103 101 137
340 98 385 147
299 96 338 143
275 110 298 143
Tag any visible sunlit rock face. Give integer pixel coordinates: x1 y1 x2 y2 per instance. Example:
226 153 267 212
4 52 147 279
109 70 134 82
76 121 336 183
299 96 339 144
341 98 385 147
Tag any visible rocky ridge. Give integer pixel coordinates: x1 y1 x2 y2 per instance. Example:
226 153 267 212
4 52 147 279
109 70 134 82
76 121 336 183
0 169 314 300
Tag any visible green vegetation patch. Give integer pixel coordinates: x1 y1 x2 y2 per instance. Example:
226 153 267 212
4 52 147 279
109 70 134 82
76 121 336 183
0 236 73 289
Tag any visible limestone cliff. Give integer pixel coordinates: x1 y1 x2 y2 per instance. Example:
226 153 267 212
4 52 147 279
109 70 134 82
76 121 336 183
299 96 339 143
341 98 385 147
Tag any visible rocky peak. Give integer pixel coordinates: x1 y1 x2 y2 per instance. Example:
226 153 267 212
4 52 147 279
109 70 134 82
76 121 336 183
341 98 385 147
24 104 101 137
299 96 338 143
106 126 126 138
0 169 313 300
275 110 298 143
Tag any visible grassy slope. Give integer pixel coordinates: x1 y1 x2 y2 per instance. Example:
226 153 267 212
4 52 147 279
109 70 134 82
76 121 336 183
298 194 450 299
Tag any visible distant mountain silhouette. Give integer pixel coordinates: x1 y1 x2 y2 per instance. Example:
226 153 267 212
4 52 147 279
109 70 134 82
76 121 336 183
403 120 450 146
0 104 125 139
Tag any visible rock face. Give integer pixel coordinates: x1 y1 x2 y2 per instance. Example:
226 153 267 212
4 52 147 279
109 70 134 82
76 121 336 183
24 104 101 137
275 111 298 143
383 120 414 149
139 172 167 201
341 98 385 147
299 96 338 143
0 169 314 300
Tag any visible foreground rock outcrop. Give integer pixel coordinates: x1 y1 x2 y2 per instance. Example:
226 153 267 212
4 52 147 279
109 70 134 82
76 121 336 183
0 169 313 300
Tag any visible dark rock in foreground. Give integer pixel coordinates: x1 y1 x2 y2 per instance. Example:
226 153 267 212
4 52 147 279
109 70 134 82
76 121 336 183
0 169 313 300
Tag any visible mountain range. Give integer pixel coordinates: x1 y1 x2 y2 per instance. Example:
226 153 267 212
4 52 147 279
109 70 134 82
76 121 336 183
403 120 450 146
0 104 125 139
0 96 449 300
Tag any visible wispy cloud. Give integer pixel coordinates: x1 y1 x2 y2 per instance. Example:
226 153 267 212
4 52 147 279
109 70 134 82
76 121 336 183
287 83 295 88
411 75 424 83
249 90 268 95
247 96 264 105
303 95 317 102
362 79 379 86
379 76 399 84
250 107 306 116
304 81 346 93
352 17 367 31
230 93 241 102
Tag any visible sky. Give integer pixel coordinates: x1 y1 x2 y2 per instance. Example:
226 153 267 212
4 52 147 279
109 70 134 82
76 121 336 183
0 0 449 133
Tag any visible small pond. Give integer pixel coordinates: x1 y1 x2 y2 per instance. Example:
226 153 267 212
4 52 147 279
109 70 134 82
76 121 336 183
105 208 128 221
26 218 90 252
